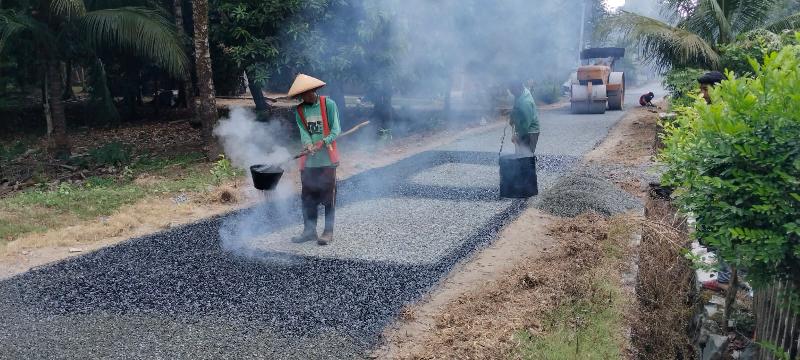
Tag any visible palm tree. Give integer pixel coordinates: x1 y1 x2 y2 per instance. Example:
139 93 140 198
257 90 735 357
190 0 219 159
606 0 800 71
0 0 188 156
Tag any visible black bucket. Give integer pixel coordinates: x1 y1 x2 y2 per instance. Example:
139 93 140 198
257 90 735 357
250 164 285 191
499 155 538 198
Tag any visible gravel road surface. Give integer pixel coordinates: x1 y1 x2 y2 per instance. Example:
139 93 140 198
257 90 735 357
0 89 653 359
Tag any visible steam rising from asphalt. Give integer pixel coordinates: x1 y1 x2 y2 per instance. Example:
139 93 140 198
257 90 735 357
213 107 297 258
213 107 293 173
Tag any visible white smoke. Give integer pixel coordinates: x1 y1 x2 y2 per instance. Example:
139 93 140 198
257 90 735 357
213 106 298 257
213 106 293 171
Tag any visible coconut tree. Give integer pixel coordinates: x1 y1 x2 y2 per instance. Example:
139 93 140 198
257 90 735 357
190 0 220 158
0 0 188 156
606 0 800 70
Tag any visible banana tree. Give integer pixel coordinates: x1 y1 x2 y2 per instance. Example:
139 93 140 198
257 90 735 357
0 0 188 156
605 0 800 70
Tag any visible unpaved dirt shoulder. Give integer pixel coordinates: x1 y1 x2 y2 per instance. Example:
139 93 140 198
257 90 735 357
375 105 661 359
0 120 506 279
585 104 661 167
375 209 559 358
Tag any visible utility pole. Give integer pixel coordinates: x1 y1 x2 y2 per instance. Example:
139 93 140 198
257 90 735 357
578 0 588 64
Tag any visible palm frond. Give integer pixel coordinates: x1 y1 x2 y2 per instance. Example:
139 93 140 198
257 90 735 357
83 0 162 12
764 12 800 32
80 7 188 78
702 0 733 42
605 11 720 71
0 10 57 55
730 0 778 34
0 10 26 54
50 0 87 19
679 1 723 44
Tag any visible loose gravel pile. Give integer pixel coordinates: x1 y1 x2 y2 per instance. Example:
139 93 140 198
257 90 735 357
535 166 643 217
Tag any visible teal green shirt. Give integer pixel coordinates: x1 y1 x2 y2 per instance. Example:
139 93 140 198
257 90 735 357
511 88 540 136
295 97 341 168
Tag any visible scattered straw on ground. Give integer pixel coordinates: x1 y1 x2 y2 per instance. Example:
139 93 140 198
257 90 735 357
394 212 635 359
629 189 696 360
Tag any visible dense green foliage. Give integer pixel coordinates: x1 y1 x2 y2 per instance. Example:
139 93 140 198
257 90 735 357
662 68 705 107
660 37 800 286
719 29 785 77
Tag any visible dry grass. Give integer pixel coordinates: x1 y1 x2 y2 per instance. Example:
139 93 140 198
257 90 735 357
4 199 200 254
402 213 637 359
585 106 660 167
629 190 697 360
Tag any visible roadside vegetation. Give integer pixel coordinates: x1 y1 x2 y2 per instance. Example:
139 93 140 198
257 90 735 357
661 34 800 296
516 217 632 359
0 150 239 250
606 0 800 351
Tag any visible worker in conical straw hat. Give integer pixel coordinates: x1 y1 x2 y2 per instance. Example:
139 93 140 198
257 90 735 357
288 74 341 246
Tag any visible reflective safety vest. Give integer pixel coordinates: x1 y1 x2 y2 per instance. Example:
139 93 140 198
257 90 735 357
297 96 340 169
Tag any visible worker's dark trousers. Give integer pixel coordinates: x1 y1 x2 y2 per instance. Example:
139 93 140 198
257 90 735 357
515 132 540 155
300 167 337 234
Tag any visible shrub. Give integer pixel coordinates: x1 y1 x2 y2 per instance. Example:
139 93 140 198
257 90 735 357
0 141 27 161
89 142 133 166
662 68 706 108
533 81 561 105
210 155 237 185
719 29 783 78
660 36 800 287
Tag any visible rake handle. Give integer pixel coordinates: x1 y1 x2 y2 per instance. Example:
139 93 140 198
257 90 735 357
292 121 371 159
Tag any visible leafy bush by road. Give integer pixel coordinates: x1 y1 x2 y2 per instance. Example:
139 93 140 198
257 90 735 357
660 37 800 287
662 68 706 108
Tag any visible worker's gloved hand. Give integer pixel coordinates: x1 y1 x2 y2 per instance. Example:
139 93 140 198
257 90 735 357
304 143 316 154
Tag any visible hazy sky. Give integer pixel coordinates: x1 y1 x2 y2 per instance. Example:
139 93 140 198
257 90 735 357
606 0 625 9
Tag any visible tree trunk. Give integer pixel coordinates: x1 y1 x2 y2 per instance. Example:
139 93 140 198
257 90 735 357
42 70 53 136
79 66 88 92
174 0 193 111
374 85 393 130
47 60 70 157
724 266 739 330
62 61 75 100
191 0 220 159
443 75 453 122
153 79 160 116
245 70 268 112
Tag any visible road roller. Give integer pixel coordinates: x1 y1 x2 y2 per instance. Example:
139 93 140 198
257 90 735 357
569 47 626 114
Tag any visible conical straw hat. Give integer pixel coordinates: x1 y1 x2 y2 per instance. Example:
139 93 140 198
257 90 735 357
287 74 326 97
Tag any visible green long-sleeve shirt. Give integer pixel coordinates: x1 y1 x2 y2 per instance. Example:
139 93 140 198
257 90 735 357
510 88 540 136
295 96 341 168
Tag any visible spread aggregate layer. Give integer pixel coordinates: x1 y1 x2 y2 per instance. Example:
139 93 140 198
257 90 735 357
0 89 655 359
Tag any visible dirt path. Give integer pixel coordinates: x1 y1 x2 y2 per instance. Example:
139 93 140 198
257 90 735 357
0 119 507 279
375 208 559 358
374 104 661 358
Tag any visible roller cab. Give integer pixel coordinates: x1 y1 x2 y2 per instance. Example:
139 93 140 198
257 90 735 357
569 47 626 114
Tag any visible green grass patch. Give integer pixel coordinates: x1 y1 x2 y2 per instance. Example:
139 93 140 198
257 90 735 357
516 280 625 360
0 152 240 244
515 221 631 360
